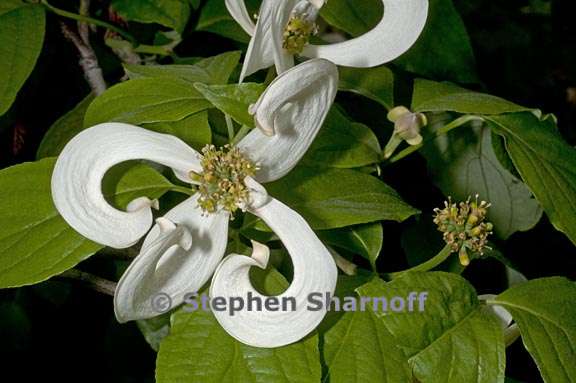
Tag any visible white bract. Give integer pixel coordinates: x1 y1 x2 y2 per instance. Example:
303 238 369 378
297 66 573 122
51 59 339 348
226 0 429 81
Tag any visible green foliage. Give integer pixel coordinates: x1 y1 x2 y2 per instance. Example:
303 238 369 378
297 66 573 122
124 51 242 85
111 0 191 33
338 66 395 110
494 277 576 383
0 159 173 288
358 273 506 383
302 108 382 168
194 82 264 127
156 268 321 383
318 223 383 269
422 120 543 238
0 1 45 116
266 166 419 229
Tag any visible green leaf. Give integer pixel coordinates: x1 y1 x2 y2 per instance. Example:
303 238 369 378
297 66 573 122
37 94 94 159
112 0 191 33
266 166 419 230
0 1 45 116
137 314 171 352
156 268 321 383
357 273 506 383
319 0 381 38
144 111 211 151
84 77 211 127
302 108 382 168
412 79 531 115
0 158 174 288
493 277 576 383
102 162 175 209
338 65 394 110
196 0 260 43
395 0 479 83
318 223 383 268
194 82 264 127
485 113 576 246
323 310 412 383
125 51 241 85
422 120 542 239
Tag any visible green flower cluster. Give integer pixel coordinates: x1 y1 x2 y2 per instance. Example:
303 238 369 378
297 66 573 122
191 144 257 215
283 16 317 55
433 196 493 266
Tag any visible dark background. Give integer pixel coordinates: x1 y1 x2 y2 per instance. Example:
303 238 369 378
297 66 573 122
1 0 574 382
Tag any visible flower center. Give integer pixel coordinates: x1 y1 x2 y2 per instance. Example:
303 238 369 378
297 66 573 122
283 1 319 55
433 195 493 266
191 144 257 215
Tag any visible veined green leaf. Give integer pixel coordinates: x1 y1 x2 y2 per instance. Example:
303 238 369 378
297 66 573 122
338 66 394 110
357 273 506 383
323 310 411 383
494 277 576 383
112 0 191 33
318 223 383 268
486 113 576 246
144 111 211 151
84 77 211 127
266 166 419 229
125 51 241 85
412 79 531 115
194 82 264 127
0 158 174 288
156 268 321 383
422 120 542 239
0 1 45 116
302 108 382 169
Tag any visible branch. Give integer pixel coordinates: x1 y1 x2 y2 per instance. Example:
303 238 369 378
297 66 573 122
59 269 117 296
60 22 107 95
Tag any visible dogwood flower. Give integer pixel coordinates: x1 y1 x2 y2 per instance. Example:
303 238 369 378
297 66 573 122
51 59 338 347
226 0 429 80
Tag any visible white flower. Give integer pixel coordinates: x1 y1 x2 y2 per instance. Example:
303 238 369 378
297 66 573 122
51 59 339 348
226 0 429 81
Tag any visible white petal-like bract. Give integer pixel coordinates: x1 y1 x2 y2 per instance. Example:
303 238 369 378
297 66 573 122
239 0 296 81
115 196 229 322
238 59 338 182
52 123 201 248
210 195 338 348
225 0 256 36
302 0 428 67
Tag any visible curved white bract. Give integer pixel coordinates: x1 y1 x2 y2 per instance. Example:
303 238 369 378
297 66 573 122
51 123 201 248
210 195 338 348
239 0 296 81
302 0 429 67
238 59 338 183
115 196 229 322
225 0 256 36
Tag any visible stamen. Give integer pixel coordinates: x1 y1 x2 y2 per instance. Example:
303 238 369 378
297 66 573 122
283 1 319 55
433 195 493 266
193 144 258 215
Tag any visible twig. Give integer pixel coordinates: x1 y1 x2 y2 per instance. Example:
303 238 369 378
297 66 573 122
78 0 91 45
60 22 107 95
59 269 117 296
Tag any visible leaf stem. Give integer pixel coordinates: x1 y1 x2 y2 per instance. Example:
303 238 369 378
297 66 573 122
385 244 453 279
40 0 138 46
170 185 196 196
387 115 485 164
225 114 235 143
59 269 117 296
